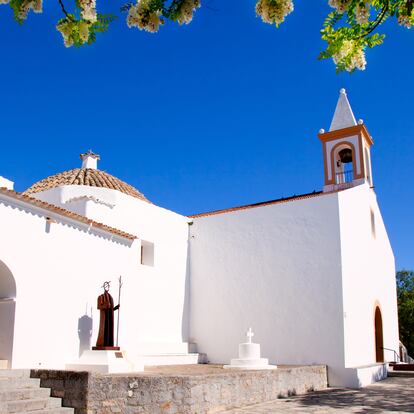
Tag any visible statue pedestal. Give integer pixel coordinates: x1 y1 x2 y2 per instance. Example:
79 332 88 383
66 350 142 374
224 329 277 370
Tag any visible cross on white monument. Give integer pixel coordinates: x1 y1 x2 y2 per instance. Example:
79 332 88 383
246 327 254 344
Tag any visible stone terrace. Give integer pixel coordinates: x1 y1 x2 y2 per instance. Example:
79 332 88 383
31 364 327 414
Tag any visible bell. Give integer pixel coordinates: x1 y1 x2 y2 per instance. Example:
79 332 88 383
338 148 353 163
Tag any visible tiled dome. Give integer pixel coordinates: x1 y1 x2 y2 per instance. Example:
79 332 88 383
24 152 149 202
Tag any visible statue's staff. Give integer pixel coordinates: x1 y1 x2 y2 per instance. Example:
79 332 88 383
116 275 123 348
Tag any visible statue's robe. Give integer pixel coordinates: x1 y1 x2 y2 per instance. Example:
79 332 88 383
96 291 118 347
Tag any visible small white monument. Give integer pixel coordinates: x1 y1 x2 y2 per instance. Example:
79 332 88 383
224 328 277 370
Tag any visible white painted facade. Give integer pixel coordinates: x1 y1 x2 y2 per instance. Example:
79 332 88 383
32 185 191 350
189 183 398 387
0 90 400 387
0 184 191 371
339 185 399 369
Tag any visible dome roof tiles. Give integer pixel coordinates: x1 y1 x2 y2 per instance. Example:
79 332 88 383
24 168 149 202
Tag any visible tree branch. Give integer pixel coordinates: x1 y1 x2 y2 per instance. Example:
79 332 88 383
358 1 389 39
58 0 72 19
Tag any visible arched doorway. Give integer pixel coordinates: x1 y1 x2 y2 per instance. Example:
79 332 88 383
374 306 384 363
0 261 16 368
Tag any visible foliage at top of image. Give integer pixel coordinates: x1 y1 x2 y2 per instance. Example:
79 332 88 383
1 0 413 73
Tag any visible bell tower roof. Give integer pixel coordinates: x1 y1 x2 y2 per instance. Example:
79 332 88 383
319 89 374 193
329 88 357 131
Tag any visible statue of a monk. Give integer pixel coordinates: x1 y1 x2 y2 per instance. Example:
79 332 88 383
95 281 120 349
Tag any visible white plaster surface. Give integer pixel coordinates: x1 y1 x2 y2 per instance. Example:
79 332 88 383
81 154 98 169
0 185 190 370
0 177 14 190
33 185 191 349
189 184 398 387
335 363 388 388
0 175 399 387
189 192 347 382
338 185 399 369
0 100 399 389
330 89 357 131
66 350 137 374
224 331 277 370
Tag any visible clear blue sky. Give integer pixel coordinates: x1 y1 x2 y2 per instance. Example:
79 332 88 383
0 1 412 269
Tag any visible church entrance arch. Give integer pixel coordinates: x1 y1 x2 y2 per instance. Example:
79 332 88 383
0 261 16 368
374 306 384 363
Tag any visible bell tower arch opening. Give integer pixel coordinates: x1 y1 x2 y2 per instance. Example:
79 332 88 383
0 261 16 368
333 144 355 185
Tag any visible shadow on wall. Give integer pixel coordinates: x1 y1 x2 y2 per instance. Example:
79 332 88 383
78 308 93 357
181 235 191 344
0 300 16 368
0 260 16 368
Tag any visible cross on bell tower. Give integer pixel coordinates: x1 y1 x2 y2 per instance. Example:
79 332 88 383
318 89 374 193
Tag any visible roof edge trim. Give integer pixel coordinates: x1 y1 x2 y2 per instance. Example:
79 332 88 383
0 187 138 241
189 190 326 218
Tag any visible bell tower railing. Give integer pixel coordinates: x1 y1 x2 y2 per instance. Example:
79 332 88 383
335 169 353 185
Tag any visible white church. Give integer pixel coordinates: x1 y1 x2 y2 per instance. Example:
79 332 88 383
0 90 399 388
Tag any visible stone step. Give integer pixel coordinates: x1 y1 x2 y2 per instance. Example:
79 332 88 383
24 409 74 414
390 363 414 371
0 369 31 378
0 377 40 389
388 370 414 377
0 370 73 414
0 387 51 402
0 396 62 413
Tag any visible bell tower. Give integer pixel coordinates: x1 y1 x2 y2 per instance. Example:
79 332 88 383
318 89 374 193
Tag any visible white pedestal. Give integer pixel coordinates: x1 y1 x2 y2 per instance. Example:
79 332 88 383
239 342 260 359
127 342 199 367
131 353 199 366
66 350 142 374
224 342 277 370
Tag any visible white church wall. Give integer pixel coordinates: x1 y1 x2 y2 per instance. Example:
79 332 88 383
0 196 135 369
0 189 189 369
31 186 191 349
189 193 346 377
338 184 399 370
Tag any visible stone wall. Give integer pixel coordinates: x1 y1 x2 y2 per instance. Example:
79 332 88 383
31 370 89 412
31 365 327 414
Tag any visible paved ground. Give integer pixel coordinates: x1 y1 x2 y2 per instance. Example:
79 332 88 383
220 375 414 413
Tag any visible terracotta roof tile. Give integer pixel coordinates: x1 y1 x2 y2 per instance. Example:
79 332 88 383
0 187 138 241
24 168 150 203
